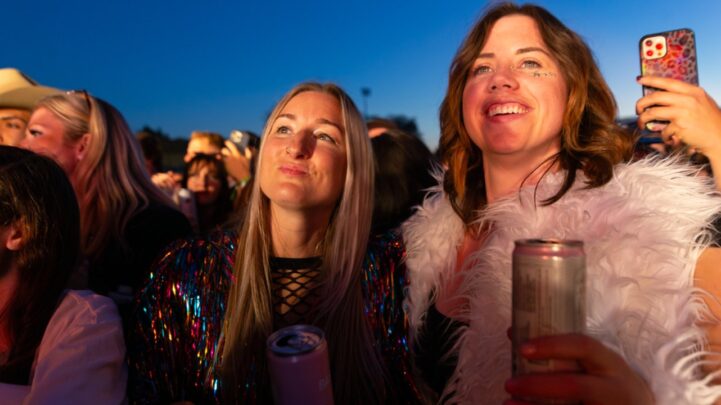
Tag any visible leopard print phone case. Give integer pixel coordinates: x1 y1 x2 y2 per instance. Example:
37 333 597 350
640 28 698 96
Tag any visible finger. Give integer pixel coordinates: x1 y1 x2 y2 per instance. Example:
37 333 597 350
636 111 667 133
637 75 697 94
244 146 253 160
521 334 627 374
506 373 615 403
660 122 681 144
224 140 240 156
637 106 678 128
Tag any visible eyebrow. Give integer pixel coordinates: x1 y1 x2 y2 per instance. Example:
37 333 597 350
276 113 344 132
476 46 551 59
0 116 28 123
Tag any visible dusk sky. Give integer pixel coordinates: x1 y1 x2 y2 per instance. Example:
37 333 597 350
5 0 720 149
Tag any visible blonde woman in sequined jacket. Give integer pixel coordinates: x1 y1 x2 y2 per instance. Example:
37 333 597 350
128 82 431 404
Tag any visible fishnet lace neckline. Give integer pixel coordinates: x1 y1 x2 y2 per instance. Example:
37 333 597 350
269 256 322 329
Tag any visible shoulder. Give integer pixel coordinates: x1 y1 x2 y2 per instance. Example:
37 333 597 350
53 290 121 324
146 229 237 291
600 156 721 232
363 229 406 282
611 156 719 205
28 290 126 403
40 291 122 346
402 190 464 258
401 190 464 286
367 229 405 259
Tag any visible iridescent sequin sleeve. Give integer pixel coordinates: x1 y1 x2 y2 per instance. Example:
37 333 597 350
362 230 426 403
127 231 236 404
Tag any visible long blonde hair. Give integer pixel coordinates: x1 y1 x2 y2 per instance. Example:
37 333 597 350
221 83 385 402
36 93 174 262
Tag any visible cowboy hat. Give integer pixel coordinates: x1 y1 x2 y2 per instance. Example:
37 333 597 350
0 68 60 110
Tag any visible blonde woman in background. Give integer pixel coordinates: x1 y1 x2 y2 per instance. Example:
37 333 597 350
22 91 191 325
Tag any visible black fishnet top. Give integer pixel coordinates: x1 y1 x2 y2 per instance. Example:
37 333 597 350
269 256 322 329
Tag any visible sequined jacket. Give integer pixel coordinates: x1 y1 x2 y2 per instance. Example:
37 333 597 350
128 230 424 404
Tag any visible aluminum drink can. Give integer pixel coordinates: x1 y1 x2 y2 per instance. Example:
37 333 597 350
512 239 586 380
267 324 334 405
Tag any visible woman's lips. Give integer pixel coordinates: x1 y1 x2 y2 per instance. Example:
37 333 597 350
279 164 308 176
484 102 530 123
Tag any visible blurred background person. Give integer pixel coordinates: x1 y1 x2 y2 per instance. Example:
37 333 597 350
152 129 256 223
182 153 233 233
0 68 58 146
0 146 126 403
136 130 164 176
370 128 437 234
184 130 224 162
366 117 399 138
21 91 191 328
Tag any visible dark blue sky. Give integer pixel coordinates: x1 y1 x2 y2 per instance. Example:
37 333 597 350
5 0 720 148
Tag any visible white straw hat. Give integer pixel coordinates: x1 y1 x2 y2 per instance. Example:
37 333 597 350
0 68 61 110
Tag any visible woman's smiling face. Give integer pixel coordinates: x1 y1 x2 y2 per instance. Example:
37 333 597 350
462 14 568 163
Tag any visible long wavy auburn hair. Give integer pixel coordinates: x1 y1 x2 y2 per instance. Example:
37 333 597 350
439 2 635 225
220 83 388 403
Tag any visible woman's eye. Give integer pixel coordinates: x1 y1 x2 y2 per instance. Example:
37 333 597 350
519 60 542 70
275 125 291 135
28 129 42 137
316 133 336 144
471 65 493 76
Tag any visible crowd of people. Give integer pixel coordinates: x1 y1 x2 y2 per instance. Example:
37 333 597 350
1 2 721 404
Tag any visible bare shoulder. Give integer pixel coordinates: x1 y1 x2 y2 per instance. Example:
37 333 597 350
694 247 721 290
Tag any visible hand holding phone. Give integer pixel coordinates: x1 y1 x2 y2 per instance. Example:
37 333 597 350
228 130 260 154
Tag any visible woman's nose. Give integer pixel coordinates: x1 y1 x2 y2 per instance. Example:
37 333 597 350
487 66 519 92
285 131 313 158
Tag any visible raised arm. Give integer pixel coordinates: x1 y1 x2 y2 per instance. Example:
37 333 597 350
636 76 721 191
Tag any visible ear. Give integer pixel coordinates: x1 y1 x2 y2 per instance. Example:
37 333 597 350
75 132 92 162
3 223 25 251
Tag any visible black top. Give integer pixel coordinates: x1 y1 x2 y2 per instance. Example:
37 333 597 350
269 256 322 329
89 202 191 328
415 303 465 396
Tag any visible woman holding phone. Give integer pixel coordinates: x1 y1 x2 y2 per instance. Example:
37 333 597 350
403 3 721 404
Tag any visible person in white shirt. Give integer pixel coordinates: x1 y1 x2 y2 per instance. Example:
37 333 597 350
0 146 126 404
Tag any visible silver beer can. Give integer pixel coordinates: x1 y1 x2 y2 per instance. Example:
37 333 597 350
512 239 586 378
267 324 334 405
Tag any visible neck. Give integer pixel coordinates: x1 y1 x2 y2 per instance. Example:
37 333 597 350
269 205 332 258
482 152 559 204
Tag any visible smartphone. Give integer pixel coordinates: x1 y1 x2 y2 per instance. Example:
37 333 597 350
639 28 698 131
228 130 260 153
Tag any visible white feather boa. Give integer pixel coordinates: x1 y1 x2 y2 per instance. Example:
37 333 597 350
402 157 721 404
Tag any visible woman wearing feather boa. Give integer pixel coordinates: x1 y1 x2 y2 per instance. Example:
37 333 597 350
404 3 721 404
